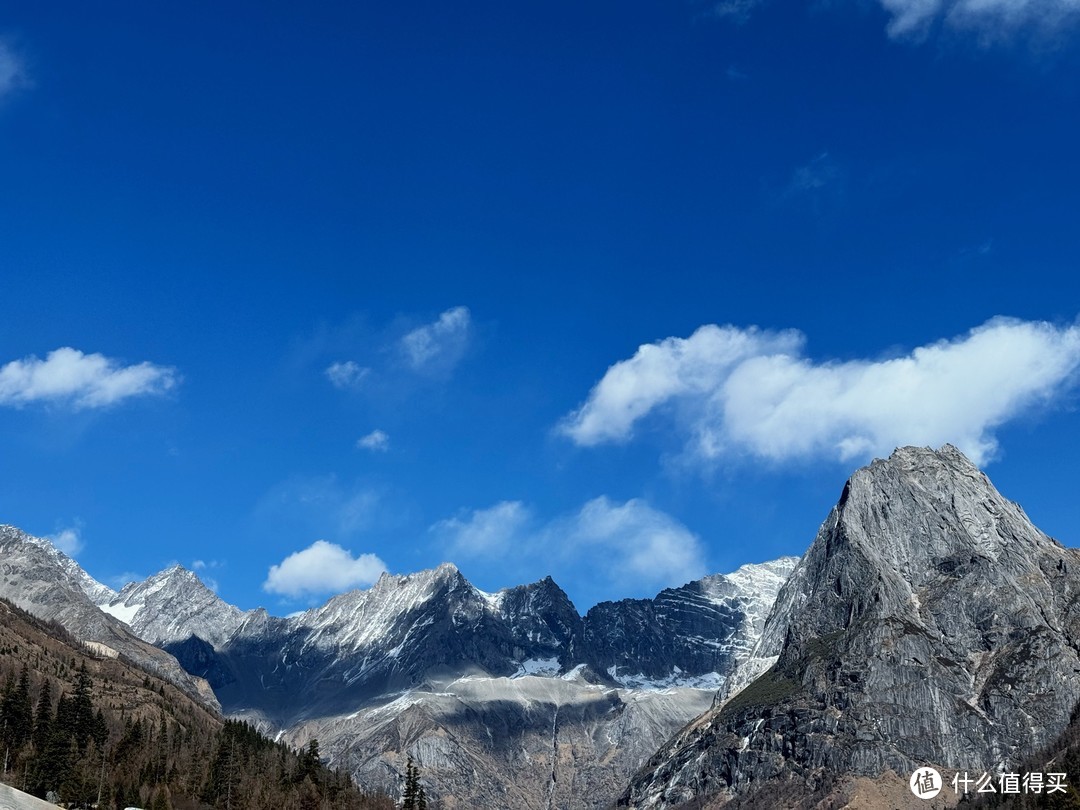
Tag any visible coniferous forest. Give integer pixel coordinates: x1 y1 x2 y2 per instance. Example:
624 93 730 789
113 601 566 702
0 598 394 809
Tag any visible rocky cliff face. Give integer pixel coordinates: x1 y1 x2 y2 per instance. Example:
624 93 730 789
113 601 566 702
0 525 221 710
584 559 797 689
142 558 793 729
620 445 1080 809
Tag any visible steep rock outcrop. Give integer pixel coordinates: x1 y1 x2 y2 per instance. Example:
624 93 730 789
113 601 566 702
620 445 1080 808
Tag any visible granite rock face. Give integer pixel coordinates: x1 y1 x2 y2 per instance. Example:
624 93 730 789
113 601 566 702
620 445 1080 808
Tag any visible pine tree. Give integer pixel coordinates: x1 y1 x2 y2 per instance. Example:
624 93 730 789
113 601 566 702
401 757 427 810
1 664 32 753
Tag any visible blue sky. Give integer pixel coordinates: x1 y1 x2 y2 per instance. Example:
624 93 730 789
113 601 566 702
2 1 1079 615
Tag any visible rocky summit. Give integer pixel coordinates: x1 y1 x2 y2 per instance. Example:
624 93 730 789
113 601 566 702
620 445 1080 808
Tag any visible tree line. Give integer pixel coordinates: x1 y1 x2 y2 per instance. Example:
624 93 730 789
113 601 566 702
0 597 394 809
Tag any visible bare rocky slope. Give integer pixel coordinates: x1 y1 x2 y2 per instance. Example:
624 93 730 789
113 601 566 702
619 445 1080 809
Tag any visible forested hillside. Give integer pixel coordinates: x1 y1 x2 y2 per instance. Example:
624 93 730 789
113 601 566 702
0 597 393 809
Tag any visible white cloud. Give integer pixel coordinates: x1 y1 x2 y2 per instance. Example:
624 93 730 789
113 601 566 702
264 540 388 599
400 306 472 374
431 501 532 557
431 497 706 601
356 429 390 452
48 526 83 557
0 41 27 101
325 360 370 389
555 497 707 593
0 347 178 409
560 324 803 446
561 317 1080 467
879 0 1080 38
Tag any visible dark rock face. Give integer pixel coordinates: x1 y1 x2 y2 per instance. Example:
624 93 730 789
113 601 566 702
498 575 586 669
585 588 742 681
198 564 590 724
620 445 1080 808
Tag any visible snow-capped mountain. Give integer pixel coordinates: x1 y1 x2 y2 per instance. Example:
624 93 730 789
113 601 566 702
0 520 798 808
122 556 794 730
0 525 220 710
99 564 247 649
22 444 1068 808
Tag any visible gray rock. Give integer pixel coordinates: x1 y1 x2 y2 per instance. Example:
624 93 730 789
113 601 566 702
0 525 220 711
620 445 1080 809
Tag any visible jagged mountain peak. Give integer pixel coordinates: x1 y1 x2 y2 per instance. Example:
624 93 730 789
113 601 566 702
121 562 206 594
0 523 117 604
0 523 221 709
834 444 1055 570
102 563 246 649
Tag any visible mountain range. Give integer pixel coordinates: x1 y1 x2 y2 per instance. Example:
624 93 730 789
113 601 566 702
0 519 796 807
1 444 1076 808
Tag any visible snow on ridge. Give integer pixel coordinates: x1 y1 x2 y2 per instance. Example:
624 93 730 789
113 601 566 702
606 665 726 692
477 587 505 612
101 600 143 626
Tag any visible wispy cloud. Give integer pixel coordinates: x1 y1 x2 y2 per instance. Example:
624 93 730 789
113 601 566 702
431 497 707 602
324 360 370 389
559 317 1080 467
400 306 472 376
880 0 1080 40
553 497 707 593
785 152 841 197
707 0 766 23
192 559 224 592
254 474 382 539
0 40 27 102
356 429 390 452
108 571 145 589
0 347 178 409
264 540 387 599
432 501 532 558
698 0 1080 42
48 525 84 557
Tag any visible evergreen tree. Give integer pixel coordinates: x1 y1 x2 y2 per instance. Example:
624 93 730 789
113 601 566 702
297 737 321 784
1 664 32 753
402 757 427 810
